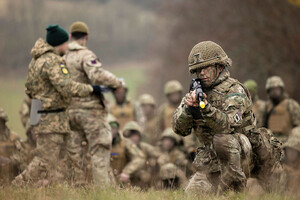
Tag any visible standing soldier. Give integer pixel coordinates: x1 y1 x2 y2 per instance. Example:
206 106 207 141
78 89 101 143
64 21 123 186
263 76 300 142
138 94 157 144
111 86 145 130
244 79 266 128
108 115 145 185
12 24 101 186
172 41 281 194
156 80 183 142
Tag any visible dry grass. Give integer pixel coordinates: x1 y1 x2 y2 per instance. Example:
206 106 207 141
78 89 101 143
0 185 296 200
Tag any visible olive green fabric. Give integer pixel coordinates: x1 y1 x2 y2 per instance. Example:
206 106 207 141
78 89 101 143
70 21 89 34
188 41 232 73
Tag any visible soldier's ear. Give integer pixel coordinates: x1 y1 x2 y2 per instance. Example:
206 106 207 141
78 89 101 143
69 34 72 40
85 35 89 41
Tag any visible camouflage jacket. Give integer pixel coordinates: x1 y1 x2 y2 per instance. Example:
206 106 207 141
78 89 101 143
173 69 256 146
19 95 31 129
111 133 145 176
157 147 188 171
25 38 93 134
64 41 122 109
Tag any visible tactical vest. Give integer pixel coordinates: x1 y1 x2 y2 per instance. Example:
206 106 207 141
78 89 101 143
111 102 135 129
111 139 128 176
267 99 292 138
163 104 176 130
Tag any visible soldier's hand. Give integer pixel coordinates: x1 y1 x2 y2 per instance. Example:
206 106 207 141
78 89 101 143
119 173 130 182
186 90 208 108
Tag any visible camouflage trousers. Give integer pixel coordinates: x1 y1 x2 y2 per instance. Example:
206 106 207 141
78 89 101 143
188 133 247 194
67 108 112 186
12 133 65 185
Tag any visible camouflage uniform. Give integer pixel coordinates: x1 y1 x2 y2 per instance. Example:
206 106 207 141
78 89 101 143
138 94 157 145
122 121 160 188
244 80 266 128
262 76 300 142
12 38 93 185
173 41 257 193
110 100 145 131
19 95 31 129
0 108 20 183
157 128 188 189
155 80 183 144
282 127 300 194
109 118 145 185
65 38 122 185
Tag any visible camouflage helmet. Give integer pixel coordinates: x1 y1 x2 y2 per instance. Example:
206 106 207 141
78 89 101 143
164 80 183 95
161 128 182 144
139 94 156 106
283 127 300 152
244 79 258 96
122 121 142 137
0 108 8 122
70 21 89 34
265 76 285 91
188 41 232 73
160 163 179 180
107 114 119 127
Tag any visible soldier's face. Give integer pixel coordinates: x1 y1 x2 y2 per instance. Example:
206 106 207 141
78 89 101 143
114 87 127 104
162 138 175 151
56 42 69 56
167 92 183 105
196 65 223 87
129 133 141 145
141 104 155 117
268 87 283 102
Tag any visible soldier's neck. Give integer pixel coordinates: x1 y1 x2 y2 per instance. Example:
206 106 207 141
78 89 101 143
75 39 87 47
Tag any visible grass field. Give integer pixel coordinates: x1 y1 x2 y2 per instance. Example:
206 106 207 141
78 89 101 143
0 185 296 200
0 66 146 139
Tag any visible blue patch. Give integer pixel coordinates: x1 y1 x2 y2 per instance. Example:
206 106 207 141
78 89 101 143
111 152 118 156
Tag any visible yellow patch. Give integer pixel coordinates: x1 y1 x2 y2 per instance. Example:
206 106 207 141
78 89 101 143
60 63 65 68
62 68 69 74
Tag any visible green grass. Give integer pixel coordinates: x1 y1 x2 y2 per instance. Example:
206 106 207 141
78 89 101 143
0 185 296 200
0 66 145 139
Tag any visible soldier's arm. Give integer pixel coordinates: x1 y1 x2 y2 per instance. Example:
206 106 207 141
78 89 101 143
82 52 122 88
172 96 194 136
46 59 93 98
288 99 300 127
201 84 251 134
122 139 146 175
141 142 160 158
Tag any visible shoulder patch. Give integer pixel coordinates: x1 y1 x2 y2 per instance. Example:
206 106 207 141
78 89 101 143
233 111 242 123
59 63 69 75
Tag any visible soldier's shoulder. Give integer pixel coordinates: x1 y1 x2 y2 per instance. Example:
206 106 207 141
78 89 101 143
287 98 300 110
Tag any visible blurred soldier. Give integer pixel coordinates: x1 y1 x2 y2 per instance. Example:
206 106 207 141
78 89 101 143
263 76 300 142
123 121 160 188
108 115 145 185
157 128 187 189
138 94 157 145
19 95 31 129
0 108 19 183
156 80 183 142
282 127 300 194
244 79 266 128
12 24 101 186
173 41 281 194
111 86 145 130
64 21 123 186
